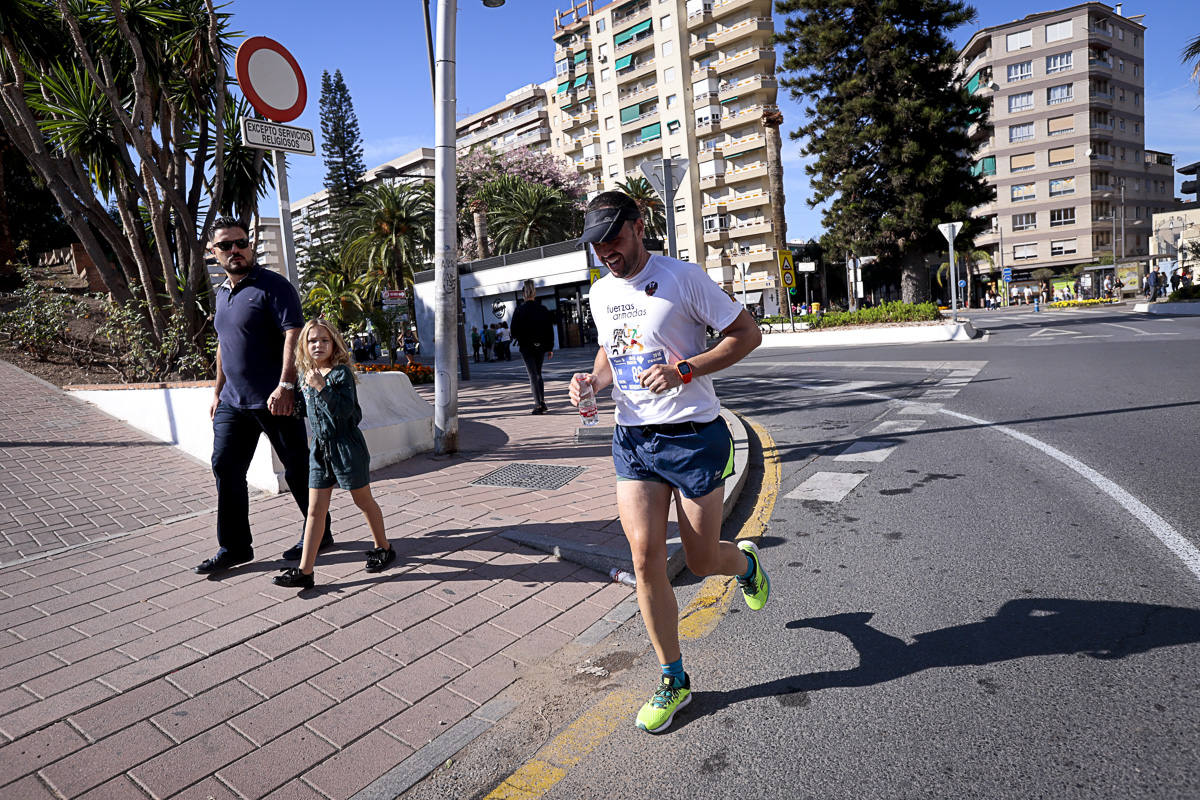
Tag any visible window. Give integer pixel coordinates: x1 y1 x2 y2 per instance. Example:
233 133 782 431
973 155 996 176
605 115 615 129
599 43 609 58
607 140 616 153
1009 122 1035 142
1007 61 1032 82
556 58 570 76
667 119 681 132
1047 84 1073 105
1013 243 1037 260
601 68 612 82
1134 63 1141 77
602 91 613 107
1134 122 1140 133
1011 183 1035 201
1050 238 1077 256
1046 52 1072 73
1117 26 1124 40
670 145 682 158
1118 58 1125 72
664 67 676 83
1007 30 1032 51
662 40 673 56
1118 117 1125 131
1048 145 1074 166
660 14 672 28
1134 92 1141 106
1009 92 1034 113
1012 213 1036 231
1050 207 1076 226
1049 177 1075 196
1045 20 1072 42
595 18 606 32
1010 153 1036 173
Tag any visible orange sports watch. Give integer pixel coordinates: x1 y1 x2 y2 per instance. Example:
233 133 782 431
675 361 693 384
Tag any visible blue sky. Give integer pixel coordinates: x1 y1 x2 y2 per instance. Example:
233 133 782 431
226 1 1200 241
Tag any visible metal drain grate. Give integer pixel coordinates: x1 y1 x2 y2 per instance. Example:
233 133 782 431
471 463 586 491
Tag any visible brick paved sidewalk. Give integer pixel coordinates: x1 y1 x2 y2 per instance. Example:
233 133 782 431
0 360 217 565
0 368 638 799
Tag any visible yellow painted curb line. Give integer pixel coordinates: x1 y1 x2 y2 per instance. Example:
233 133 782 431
484 416 780 799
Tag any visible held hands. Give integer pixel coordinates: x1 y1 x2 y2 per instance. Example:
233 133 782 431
267 385 294 417
638 363 683 394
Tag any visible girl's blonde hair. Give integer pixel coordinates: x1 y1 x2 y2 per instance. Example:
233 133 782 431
295 318 354 376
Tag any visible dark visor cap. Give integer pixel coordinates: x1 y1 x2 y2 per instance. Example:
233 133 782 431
580 206 639 244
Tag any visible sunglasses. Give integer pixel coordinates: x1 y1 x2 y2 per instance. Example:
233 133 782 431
213 238 251 251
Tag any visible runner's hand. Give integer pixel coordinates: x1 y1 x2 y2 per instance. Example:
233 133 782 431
639 363 682 394
568 373 591 407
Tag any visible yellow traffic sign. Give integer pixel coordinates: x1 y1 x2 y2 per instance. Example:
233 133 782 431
778 250 796 289
589 268 602 285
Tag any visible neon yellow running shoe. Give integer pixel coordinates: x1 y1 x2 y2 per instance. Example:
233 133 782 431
635 674 691 734
737 540 769 610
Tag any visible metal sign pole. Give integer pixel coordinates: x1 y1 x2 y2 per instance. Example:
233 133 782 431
273 150 299 288
663 158 677 258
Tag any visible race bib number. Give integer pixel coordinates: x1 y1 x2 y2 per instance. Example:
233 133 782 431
611 349 668 392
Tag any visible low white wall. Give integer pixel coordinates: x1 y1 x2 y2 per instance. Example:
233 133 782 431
1134 301 1200 316
758 321 978 349
70 372 434 494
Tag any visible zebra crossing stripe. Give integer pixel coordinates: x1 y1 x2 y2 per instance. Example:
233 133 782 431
785 472 868 502
834 440 898 462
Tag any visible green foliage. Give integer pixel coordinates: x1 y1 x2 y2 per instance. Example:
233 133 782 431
483 177 583 254
806 301 942 329
344 182 433 293
775 0 993 291
96 296 216 382
320 69 367 213
0 269 82 360
614 176 666 240
1167 284 1200 302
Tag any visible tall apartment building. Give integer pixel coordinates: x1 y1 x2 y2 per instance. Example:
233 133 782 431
960 2 1174 291
548 0 786 310
455 83 553 155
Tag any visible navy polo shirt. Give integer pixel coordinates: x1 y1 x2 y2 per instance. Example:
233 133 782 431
213 266 304 409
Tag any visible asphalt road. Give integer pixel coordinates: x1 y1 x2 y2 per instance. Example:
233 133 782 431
405 305 1200 800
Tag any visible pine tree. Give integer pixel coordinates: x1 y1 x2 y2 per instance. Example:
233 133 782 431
775 0 994 305
319 69 367 215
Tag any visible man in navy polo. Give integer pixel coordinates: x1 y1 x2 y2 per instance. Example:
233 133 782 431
194 217 333 575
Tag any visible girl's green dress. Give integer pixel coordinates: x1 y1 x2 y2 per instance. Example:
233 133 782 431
301 364 371 490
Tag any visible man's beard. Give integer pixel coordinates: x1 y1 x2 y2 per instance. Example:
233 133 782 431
224 257 253 275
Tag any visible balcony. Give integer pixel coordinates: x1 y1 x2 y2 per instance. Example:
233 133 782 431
738 246 777 265
690 36 716 57
562 109 595 130
621 108 660 129
617 58 656 85
713 47 775 75
705 253 733 269
724 162 767 184
697 144 724 162
687 4 713 29
712 17 773 46
618 83 658 105
719 74 776 100
722 132 764 156
699 170 725 188
694 114 722 136
623 135 664 158
574 154 601 171
728 218 772 237
612 1 652 28
616 31 655 56
726 189 767 211
712 0 763 21
703 226 730 243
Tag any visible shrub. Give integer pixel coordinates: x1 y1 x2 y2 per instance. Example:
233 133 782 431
0 268 82 360
96 297 216 382
356 362 433 384
807 301 942 329
1167 284 1200 302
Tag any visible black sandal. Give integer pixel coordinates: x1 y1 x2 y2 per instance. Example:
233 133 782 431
365 546 396 573
272 567 314 588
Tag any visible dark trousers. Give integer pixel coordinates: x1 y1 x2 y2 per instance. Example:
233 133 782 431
211 403 330 555
521 349 547 408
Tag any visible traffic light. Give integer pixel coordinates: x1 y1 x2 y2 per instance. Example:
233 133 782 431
1183 179 1199 197
1180 160 1200 198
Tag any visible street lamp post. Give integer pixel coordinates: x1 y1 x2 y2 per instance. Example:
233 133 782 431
427 0 503 455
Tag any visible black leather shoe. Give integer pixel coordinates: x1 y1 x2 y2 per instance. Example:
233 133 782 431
364 546 396 573
282 535 334 561
194 550 253 574
272 567 315 588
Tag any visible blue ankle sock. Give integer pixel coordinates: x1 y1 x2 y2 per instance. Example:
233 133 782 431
740 551 756 581
661 657 685 687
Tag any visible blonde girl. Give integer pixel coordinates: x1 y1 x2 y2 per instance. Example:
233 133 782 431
272 319 394 588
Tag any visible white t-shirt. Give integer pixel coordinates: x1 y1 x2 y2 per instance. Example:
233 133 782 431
589 254 742 426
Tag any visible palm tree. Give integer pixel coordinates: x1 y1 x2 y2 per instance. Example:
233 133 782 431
220 97 274 226
485 177 582 254
937 248 991 307
762 107 788 261
1184 33 1200 86
614 176 666 240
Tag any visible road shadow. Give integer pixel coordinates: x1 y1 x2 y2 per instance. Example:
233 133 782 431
690 597 1200 718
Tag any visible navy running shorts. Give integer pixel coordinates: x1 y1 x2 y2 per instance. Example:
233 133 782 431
612 416 735 499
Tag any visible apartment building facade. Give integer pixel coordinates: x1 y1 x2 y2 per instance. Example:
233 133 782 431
455 83 554 155
548 0 786 311
961 2 1174 294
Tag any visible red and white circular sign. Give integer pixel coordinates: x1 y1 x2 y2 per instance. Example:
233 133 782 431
235 37 307 123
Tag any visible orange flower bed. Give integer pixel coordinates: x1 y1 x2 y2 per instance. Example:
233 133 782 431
355 362 434 384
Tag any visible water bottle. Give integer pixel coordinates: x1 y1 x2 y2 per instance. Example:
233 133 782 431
609 567 636 587
576 373 599 427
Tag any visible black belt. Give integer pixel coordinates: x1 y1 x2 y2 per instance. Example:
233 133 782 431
628 417 719 436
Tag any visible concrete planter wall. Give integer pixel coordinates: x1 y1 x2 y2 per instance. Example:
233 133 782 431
69 372 434 494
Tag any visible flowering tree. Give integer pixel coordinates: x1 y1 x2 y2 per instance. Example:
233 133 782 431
457 146 585 259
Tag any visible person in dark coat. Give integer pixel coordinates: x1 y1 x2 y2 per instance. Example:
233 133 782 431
510 279 555 414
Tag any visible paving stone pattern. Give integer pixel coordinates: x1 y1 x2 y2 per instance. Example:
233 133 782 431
0 364 636 799
0 360 217 564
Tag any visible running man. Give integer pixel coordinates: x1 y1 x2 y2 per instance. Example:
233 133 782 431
568 191 766 733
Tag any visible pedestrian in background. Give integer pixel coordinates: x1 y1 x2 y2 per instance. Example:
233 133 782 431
273 319 394 589
497 322 512 361
471 326 481 362
195 217 334 575
511 279 555 414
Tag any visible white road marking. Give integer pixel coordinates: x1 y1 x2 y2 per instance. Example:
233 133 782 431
834 440 898 462
785 472 868 502
1028 328 1075 338
871 419 925 436
1102 322 1179 336
899 403 942 414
